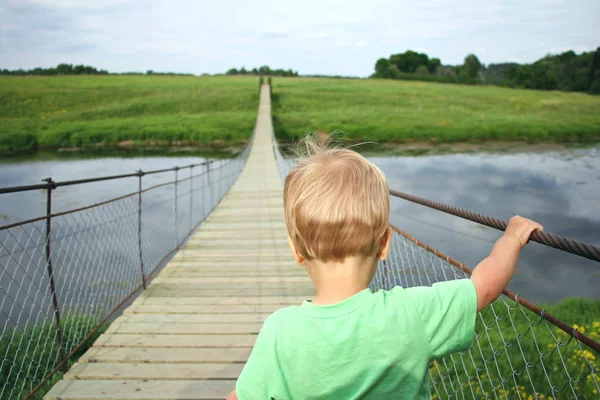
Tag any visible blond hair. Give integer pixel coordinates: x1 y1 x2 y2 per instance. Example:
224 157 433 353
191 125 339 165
283 133 390 262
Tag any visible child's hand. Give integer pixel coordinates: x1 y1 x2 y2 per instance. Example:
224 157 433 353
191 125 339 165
503 216 544 248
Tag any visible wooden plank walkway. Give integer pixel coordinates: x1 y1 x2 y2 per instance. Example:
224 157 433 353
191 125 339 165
45 86 314 399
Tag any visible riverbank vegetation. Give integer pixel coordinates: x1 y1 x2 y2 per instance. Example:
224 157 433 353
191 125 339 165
0 75 258 154
271 77 600 144
0 314 106 400
431 297 600 399
2 75 600 155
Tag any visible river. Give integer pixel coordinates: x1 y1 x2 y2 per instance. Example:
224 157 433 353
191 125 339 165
1 147 599 305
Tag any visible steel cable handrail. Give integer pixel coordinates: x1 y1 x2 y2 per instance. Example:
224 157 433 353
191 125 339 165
390 189 600 263
390 224 600 354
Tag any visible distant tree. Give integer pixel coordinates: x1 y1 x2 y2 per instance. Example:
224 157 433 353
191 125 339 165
427 58 441 73
226 68 238 75
587 47 600 92
390 50 430 73
146 70 154 75
375 58 390 77
56 63 73 75
386 64 401 79
463 54 482 79
415 65 429 75
435 65 456 79
240 66 247 75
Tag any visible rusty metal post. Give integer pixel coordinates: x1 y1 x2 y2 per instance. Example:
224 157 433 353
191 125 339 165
137 170 146 289
42 177 66 370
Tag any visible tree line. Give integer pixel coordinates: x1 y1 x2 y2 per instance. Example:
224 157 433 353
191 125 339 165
1 63 108 76
373 48 600 94
225 65 298 77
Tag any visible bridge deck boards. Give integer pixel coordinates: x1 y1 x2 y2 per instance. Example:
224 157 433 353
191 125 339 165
45 86 313 399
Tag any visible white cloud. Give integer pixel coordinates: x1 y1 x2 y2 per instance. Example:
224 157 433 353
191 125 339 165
1 0 598 76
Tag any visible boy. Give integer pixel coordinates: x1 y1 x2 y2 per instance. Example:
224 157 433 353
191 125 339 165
228 136 543 399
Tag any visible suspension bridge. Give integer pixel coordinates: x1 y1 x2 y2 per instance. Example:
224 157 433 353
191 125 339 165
0 84 598 399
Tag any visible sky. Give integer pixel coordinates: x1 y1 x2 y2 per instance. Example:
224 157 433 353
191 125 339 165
1 0 598 77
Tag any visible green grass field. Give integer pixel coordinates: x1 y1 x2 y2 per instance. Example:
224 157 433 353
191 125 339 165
0 75 259 154
271 78 600 144
2 75 600 155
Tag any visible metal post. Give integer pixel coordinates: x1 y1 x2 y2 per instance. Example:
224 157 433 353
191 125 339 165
42 177 66 370
174 167 179 249
137 170 146 289
206 161 212 216
189 165 193 234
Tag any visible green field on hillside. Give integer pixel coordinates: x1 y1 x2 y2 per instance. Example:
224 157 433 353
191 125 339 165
0 75 259 154
2 75 600 155
271 78 600 144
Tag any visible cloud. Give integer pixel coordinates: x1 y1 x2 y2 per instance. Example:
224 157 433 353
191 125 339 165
305 32 331 40
0 0 598 76
261 28 290 40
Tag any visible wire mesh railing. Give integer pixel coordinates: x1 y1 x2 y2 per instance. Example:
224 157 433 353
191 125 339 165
372 226 599 400
0 145 250 399
270 136 599 399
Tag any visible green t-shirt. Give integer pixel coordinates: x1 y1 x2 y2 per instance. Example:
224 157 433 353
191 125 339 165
236 279 477 400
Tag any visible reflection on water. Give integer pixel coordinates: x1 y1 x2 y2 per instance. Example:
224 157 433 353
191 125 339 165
0 154 236 329
372 147 600 304
0 155 213 224
1 148 599 305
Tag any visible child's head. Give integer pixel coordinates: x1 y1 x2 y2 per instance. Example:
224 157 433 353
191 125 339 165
284 134 390 263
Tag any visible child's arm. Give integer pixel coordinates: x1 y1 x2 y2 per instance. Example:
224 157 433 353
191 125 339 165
470 215 543 312
226 390 238 400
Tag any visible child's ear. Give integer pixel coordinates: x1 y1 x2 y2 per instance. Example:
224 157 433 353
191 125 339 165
377 227 393 261
287 235 306 266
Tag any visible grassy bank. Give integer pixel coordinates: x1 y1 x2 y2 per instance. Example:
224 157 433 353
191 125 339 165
432 297 600 399
0 75 259 154
0 314 106 400
271 78 600 144
3 75 600 155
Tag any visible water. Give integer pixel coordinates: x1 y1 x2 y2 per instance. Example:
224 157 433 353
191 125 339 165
1 148 599 306
0 154 240 330
372 147 600 304
0 154 216 225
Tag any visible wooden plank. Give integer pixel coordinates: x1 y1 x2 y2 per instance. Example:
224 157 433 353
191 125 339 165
134 295 307 306
79 347 251 363
145 288 314 297
123 304 286 315
45 380 235 399
152 276 311 283
173 251 292 257
94 334 256 348
106 321 263 335
164 259 298 266
184 240 289 247
114 314 268 323
164 270 307 277
162 263 301 270
148 281 313 289
64 363 244 380
196 225 287 232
